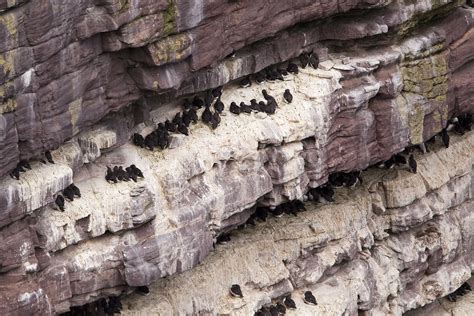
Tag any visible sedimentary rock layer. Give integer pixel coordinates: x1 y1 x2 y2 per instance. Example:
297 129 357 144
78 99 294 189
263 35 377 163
0 0 473 177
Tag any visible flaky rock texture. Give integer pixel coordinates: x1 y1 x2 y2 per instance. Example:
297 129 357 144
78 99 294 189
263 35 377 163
0 0 473 315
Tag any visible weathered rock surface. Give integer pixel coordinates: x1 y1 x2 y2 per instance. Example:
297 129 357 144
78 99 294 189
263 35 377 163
405 277 474 316
0 0 473 315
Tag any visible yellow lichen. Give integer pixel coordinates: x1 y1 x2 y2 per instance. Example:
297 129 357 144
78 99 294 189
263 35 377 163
408 101 425 144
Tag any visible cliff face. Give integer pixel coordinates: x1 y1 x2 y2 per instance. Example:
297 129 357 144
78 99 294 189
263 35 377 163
0 0 473 315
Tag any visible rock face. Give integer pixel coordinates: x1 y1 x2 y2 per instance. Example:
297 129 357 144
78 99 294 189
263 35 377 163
0 0 473 315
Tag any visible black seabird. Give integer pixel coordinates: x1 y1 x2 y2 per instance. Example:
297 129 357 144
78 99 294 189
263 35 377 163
240 102 252 114
271 205 284 218
212 112 221 129
212 86 223 98
165 120 177 133
255 71 266 84
157 133 170 150
304 291 317 305
136 286 150 296
10 167 20 180
172 112 183 126
177 123 189 136
264 100 277 115
45 150 54 164
383 157 395 169
182 111 193 127
281 202 297 217
255 306 270 316
229 102 241 115
284 296 296 309
188 108 198 123
283 89 293 104
230 284 243 298
123 168 131 181
202 106 213 124
278 68 289 77
308 188 320 202
269 305 279 316
299 52 310 68
18 160 31 170
266 69 278 81
276 302 286 314
214 98 224 113
459 113 472 131
132 133 145 148
106 296 122 314
16 164 26 173
183 98 191 110
116 166 124 181
192 97 204 109
287 62 298 75
240 76 251 88
69 184 81 198
126 167 138 182
216 233 231 244
393 154 407 166
144 134 156 150
105 167 117 183
343 172 358 187
255 207 269 222
205 91 215 106
262 89 276 103
63 186 75 201
329 172 344 187
250 99 260 112
292 200 306 212
246 215 256 226
409 154 417 174
55 195 65 211
275 70 285 81
130 165 144 178
309 53 319 69
319 185 335 202
441 129 450 148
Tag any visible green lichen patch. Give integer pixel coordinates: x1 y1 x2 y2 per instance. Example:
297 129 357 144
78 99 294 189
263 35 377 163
408 100 425 144
148 33 192 66
163 0 177 36
401 53 448 101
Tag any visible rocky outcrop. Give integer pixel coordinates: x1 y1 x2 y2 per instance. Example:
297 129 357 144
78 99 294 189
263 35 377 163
119 134 474 314
0 0 473 315
404 278 474 316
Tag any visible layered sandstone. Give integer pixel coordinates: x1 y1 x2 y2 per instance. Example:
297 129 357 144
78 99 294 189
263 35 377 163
0 0 473 315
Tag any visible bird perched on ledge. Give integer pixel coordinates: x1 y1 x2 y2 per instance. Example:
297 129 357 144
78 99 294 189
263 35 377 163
230 284 243 298
304 291 317 305
283 89 293 104
409 154 417 174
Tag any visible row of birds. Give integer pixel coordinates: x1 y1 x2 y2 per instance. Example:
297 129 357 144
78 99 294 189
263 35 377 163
9 150 55 180
53 165 144 211
131 87 294 151
237 50 318 88
62 295 124 316
446 282 472 302
54 183 81 212
105 164 144 183
229 284 318 315
129 51 316 152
